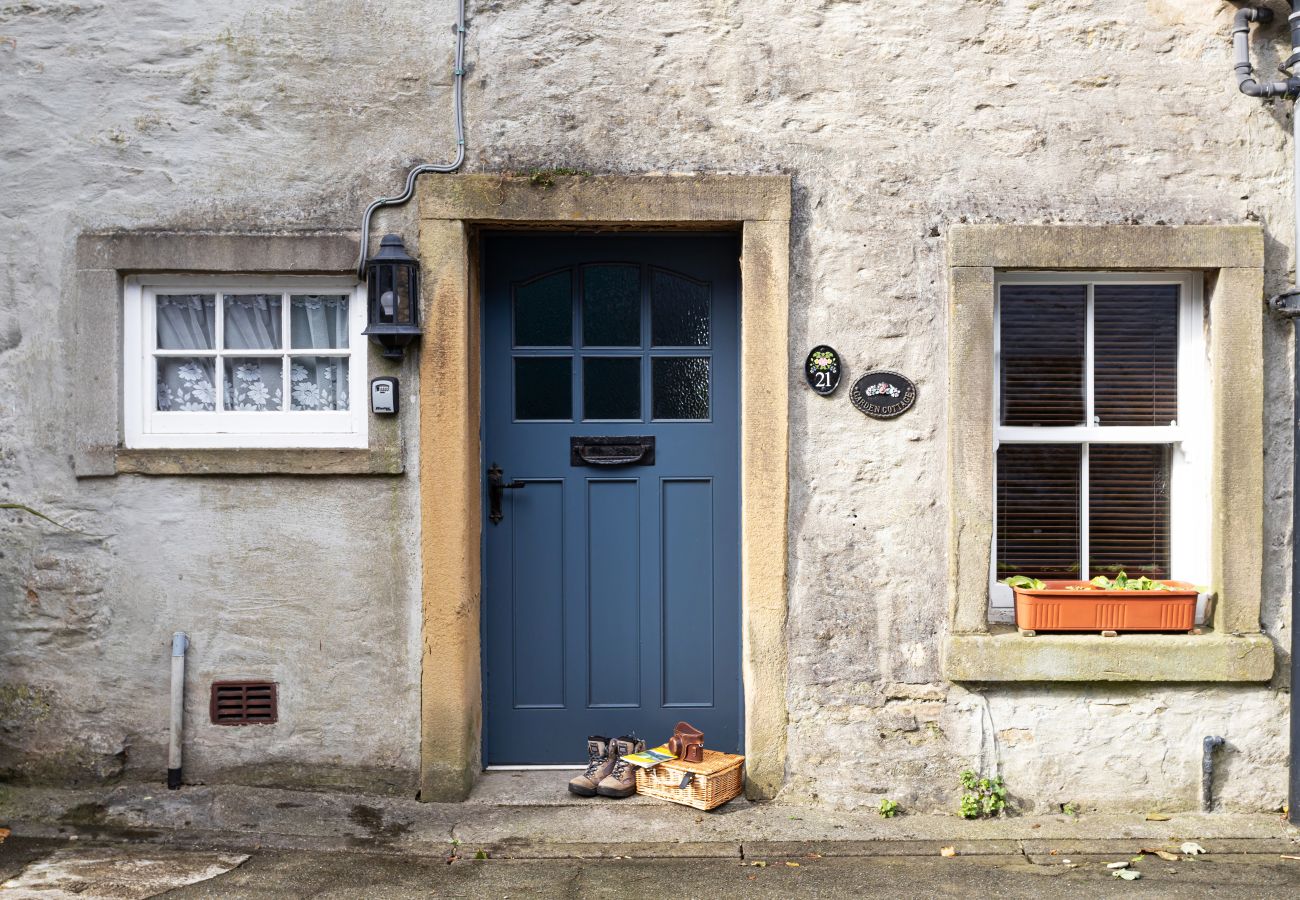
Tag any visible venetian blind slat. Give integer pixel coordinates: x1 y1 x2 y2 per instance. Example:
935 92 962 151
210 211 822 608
1088 444 1171 579
996 444 1082 580
1000 285 1086 426
1093 285 1180 426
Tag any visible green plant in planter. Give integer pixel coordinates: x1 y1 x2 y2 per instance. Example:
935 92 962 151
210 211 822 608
1088 571 1172 591
1001 575 1046 590
878 798 899 818
958 769 1007 819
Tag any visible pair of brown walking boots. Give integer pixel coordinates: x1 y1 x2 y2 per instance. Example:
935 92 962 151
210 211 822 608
567 735 646 798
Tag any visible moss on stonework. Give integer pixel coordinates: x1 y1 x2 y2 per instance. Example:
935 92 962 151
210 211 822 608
526 168 593 188
0 682 55 729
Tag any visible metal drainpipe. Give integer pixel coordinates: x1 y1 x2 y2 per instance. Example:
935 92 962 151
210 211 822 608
1238 2 1300 827
168 632 189 789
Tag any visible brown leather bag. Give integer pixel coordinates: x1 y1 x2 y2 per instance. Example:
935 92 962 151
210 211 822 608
667 721 705 763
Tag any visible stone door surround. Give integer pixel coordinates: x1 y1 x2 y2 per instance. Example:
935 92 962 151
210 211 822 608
415 175 792 801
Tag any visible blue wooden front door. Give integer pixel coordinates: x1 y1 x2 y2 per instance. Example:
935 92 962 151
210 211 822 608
482 232 741 764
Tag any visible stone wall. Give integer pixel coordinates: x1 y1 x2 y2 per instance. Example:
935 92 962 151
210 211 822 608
0 0 1293 810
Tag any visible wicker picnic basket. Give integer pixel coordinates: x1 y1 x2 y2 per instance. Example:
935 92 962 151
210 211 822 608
634 749 744 810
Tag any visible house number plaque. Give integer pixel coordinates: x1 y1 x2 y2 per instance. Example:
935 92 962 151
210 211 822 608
850 370 917 419
804 345 841 396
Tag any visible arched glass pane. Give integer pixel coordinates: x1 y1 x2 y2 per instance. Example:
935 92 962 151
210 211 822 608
583 265 640 347
651 270 709 347
514 271 572 347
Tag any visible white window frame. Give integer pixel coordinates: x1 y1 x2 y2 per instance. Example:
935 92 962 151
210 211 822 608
989 271 1209 621
124 275 368 449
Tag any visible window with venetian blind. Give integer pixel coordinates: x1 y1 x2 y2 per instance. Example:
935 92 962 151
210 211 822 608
991 273 1208 611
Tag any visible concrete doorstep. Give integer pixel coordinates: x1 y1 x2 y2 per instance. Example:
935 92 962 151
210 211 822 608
1 772 1297 863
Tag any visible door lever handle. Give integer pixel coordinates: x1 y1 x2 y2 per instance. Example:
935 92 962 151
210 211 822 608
488 463 525 525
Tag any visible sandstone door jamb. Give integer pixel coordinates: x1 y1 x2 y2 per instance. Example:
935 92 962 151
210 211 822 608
416 175 792 801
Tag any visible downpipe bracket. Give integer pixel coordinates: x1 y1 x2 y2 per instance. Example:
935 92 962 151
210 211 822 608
1268 289 1300 317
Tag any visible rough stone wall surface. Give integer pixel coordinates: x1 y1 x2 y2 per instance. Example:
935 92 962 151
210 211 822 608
0 0 1293 810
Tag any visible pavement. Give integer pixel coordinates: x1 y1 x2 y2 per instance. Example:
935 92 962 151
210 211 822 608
1 772 1298 897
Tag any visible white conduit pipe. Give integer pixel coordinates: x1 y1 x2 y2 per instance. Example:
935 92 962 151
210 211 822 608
168 632 189 790
355 0 468 278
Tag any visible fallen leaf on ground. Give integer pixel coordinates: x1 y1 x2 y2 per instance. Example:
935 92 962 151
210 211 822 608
1113 869 1141 880
749 861 768 868
1048 849 1060 856
0 827 10 843
1106 861 1130 870
1145 813 1172 821
940 846 957 858
1140 848 1179 862
1180 842 1207 856
785 861 800 868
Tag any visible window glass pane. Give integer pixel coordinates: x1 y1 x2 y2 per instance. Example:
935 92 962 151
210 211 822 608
515 357 572 420
1094 285 1179 426
1089 444 1171 579
514 270 572 347
996 444 1081 580
584 357 641 420
156 295 215 350
224 294 284 349
223 358 283 411
290 295 350 349
1000 285 1086 426
651 269 709 346
291 357 349 411
583 265 640 347
156 358 217 411
652 356 709 420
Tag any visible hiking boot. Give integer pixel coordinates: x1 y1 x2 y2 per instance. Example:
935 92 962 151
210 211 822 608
568 736 615 797
596 735 646 798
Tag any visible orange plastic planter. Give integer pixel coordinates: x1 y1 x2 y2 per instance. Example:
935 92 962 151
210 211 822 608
1011 581 1199 634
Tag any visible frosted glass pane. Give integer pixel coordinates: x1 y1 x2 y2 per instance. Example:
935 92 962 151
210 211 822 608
584 357 641 420
515 357 572 420
224 358 283 411
652 356 709 420
515 271 572 347
651 270 709 347
583 265 640 347
290 295 350 349
224 294 284 349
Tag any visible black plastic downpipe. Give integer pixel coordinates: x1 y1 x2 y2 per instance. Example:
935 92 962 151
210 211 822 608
1235 4 1300 828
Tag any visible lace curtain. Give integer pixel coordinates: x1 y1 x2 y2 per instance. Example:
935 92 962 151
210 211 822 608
155 294 349 412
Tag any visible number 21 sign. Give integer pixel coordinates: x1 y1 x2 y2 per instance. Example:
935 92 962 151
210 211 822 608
804 345 841 396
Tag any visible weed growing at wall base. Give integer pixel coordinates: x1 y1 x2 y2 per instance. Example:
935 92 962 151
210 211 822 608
958 770 1007 819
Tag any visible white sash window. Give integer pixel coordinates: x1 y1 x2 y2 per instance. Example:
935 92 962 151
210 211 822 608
990 272 1209 619
124 276 368 448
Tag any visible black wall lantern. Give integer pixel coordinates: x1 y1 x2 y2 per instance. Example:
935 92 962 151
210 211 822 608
362 234 422 359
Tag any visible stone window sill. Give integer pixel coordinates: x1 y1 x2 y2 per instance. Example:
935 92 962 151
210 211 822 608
105 447 403 476
943 627 1275 683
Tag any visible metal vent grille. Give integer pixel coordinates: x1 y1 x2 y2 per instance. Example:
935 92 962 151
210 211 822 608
210 681 277 726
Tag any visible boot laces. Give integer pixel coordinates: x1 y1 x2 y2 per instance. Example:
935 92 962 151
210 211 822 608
583 747 605 777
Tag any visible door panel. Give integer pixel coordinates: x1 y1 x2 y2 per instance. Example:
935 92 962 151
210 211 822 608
482 232 740 765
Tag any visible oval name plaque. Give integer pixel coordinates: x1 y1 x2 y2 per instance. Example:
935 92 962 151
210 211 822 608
805 345 841 396
850 370 917 419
